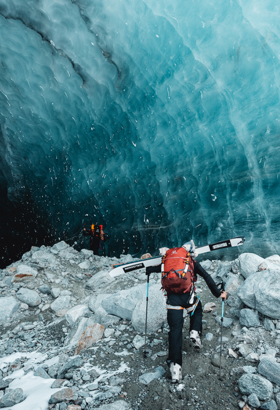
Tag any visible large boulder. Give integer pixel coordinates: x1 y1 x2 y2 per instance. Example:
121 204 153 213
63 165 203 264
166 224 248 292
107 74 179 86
16 288 41 307
238 373 273 400
239 308 260 327
0 388 26 408
101 285 146 320
0 296 19 321
237 269 280 319
131 284 166 333
266 255 280 266
239 253 264 279
258 358 280 386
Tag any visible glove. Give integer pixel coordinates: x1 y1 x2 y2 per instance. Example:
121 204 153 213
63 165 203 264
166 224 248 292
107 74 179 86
146 266 154 275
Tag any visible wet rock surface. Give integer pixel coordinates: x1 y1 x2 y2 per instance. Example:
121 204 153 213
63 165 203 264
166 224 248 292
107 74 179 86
1 242 280 409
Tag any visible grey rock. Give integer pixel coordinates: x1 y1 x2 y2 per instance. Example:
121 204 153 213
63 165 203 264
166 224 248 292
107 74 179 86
237 270 280 319
224 273 244 294
79 260 91 270
0 388 26 408
205 333 213 341
93 307 120 326
258 358 280 386
133 335 145 349
275 392 280 407
260 400 277 410
15 264 38 278
243 366 257 373
48 363 60 378
248 393 260 408
88 294 111 313
64 316 98 347
51 287 61 298
34 366 51 379
215 316 233 328
227 295 244 309
57 356 84 378
131 284 166 333
81 249 93 258
139 366 165 384
215 262 232 281
16 288 41 307
102 285 146 320
38 284 51 294
86 270 112 291
52 241 69 251
65 304 89 327
109 376 125 386
91 391 113 402
51 296 71 313
264 318 275 332
104 329 115 338
49 388 76 404
238 373 273 400
0 379 10 390
95 400 131 410
239 253 264 279
211 353 226 368
0 296 19 321
32 250 57 265
239 308 260 327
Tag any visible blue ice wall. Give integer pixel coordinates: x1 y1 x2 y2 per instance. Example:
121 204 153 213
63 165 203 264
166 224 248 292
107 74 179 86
0 0 280 264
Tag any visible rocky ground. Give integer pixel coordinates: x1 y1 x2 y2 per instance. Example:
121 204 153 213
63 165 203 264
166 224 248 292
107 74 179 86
1 242 280 410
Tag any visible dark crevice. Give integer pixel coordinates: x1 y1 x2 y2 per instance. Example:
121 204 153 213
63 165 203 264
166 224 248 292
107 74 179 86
70 0 122 82
0 11 87 85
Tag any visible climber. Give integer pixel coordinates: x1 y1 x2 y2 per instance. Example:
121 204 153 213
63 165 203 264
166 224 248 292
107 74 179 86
83 223 104 256
146 240 227 383
100 228 110 256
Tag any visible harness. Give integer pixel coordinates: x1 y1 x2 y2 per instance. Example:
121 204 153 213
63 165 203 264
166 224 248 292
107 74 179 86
166 295 200 316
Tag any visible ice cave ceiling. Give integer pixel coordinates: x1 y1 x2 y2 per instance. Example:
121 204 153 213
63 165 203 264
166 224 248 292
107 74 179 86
1 0 280 266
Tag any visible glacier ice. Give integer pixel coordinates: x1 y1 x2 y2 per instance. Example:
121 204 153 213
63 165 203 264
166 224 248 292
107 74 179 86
0 0 280 266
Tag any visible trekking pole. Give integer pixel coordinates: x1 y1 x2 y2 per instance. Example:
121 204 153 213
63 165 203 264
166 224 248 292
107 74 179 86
218 281 225 379
143 269 151 358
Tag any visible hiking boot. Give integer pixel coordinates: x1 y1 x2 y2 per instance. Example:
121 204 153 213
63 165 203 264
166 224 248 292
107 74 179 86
190 330 201 349
170 362 182 383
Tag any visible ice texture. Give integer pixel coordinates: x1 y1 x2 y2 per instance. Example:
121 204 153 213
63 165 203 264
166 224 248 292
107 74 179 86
0 0 280 264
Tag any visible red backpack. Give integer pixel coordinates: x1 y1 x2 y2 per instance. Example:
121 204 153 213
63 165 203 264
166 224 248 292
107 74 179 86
161 247 196 294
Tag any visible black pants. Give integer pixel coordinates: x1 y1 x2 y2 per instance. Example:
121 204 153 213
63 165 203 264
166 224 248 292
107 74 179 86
167 293 202 366
90 243 100 255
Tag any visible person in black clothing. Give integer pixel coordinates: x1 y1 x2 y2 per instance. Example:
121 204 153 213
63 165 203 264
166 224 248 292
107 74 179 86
83 224 104 256
146 241 227 383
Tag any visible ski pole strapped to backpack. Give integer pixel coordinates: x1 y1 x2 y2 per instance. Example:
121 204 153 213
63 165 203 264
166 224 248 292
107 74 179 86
161 247 197 294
